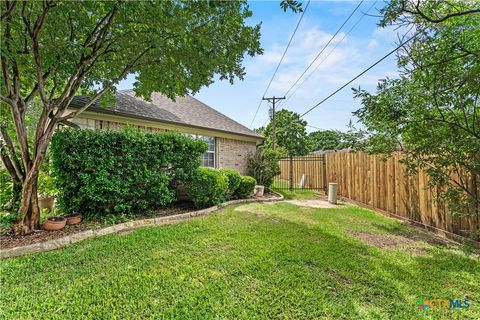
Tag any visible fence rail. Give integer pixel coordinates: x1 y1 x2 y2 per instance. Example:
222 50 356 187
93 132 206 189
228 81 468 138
273 150 479 239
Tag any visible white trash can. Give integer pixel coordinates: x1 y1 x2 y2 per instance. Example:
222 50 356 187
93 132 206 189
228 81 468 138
328 182 338 204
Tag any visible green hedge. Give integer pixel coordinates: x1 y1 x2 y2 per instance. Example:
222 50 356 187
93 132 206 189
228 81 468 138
187 168 228 208
218 168 241 199
234 176 256 199
50 128 207 218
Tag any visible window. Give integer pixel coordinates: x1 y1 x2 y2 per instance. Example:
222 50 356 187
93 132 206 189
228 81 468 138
199 136 216 168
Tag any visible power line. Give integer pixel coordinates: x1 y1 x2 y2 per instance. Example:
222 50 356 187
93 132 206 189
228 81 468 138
300 31 420 118
279 0 364 102
249 0 311 128
279 0 377 108
307 124 323 130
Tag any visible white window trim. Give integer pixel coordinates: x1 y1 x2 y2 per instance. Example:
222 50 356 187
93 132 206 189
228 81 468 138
193 135 216 169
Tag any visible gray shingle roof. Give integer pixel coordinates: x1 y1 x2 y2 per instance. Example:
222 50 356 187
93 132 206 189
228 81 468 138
69 90 263 139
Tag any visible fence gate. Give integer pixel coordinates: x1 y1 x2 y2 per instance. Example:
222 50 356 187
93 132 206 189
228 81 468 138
273 155 326 191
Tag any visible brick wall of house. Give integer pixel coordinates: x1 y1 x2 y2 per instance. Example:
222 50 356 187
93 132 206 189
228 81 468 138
70 117 165 132
217 137 256 175
70 116 96 130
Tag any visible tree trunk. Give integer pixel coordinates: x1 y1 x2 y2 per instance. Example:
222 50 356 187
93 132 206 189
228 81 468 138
13 167 41 235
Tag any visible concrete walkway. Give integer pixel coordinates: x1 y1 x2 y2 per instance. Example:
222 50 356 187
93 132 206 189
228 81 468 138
285 199 348 209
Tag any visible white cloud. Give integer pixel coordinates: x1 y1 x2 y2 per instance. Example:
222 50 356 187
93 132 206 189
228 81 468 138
257 51 284 64
301 29 344 49
250 23 400 98
368 39 378 48
194 17 401 131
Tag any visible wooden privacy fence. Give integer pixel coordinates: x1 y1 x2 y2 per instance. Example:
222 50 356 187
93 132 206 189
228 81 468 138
275 151 479 239
275 155 326 190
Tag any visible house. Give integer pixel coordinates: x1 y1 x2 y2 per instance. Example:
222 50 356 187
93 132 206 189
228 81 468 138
68 90 263 175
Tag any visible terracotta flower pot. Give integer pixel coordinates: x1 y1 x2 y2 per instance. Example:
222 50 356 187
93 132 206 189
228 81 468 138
39 196 55 211
66 213 82 225
43 216 66 231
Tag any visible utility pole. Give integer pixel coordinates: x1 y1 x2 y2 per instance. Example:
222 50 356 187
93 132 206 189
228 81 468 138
262 96 285 149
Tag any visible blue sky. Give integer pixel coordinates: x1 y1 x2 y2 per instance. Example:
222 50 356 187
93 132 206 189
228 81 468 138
119 0 402 132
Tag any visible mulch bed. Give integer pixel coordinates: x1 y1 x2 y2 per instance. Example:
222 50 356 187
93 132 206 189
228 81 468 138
0 203 194 250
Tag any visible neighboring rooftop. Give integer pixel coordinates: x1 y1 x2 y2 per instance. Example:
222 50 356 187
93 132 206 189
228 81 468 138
70 90 262 139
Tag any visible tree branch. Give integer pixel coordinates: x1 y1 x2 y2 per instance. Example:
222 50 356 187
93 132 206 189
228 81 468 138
0 96 14 105
55 3 119 108
58 46 152 121
0 125 24 181
27 2 55 107
403 0 480 24
1 1 16 22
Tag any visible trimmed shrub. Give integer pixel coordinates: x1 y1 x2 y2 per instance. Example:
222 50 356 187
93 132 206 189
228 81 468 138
50 128 207 218
234 176 257 199
187 168 228 208
218 168 241 199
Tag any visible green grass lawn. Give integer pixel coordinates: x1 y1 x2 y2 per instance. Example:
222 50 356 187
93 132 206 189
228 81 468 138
271 180 323 200
1 202 479 319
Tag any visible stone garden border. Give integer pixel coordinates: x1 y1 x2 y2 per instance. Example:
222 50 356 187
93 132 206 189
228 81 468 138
0 193 283 259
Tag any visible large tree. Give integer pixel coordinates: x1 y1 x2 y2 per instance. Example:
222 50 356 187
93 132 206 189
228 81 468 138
352 0 480 213
0 0 263 234
262 109 311 156
309 130 349 151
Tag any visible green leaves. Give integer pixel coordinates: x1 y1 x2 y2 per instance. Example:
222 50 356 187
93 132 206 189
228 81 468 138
353 0 480 214
263 109 311 156
186 168 256 208
187 168 229 208
234 175 257 199
246 148 281 191
280 0 304 13
308 130 351 151
218 169 242 200
1 1 262 103
50 128 207 218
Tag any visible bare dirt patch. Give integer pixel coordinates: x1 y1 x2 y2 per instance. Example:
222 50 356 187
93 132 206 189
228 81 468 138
370 222 455 248
234 206 270 218
285 199 349 209
349 231 428 255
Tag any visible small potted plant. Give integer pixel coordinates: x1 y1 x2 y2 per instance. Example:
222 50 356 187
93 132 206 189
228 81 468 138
38 171 57 211
43 215 66 231
66 212 82 225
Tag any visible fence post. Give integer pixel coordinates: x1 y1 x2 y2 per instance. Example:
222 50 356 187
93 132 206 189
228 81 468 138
289 155 293 191
322 155 327 194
